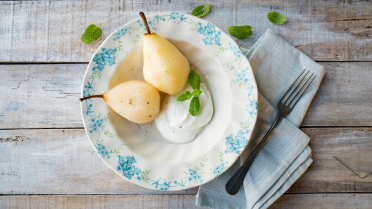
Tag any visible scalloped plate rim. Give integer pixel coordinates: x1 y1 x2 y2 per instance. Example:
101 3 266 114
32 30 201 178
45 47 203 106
80 12 258 191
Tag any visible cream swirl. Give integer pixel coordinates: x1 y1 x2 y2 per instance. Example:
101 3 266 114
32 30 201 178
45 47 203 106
155 83 213 143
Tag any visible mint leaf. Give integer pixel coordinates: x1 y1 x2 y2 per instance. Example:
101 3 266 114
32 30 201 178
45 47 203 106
192 89 202 97
191 4 211 18
176 71 203 116
267 12 287 25
188 71 201 90
81 24 102 44
189 97 200 116
175 91 192 101
228 25 252 39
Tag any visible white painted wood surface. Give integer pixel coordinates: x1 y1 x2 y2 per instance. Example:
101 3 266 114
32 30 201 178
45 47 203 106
1 62 372 129
271 194 372 209
1 194 372 209
1 128 372 195
0 129 196 195
1 0 372 62
0 195 205 209
0 64 82 129
1 0 372 208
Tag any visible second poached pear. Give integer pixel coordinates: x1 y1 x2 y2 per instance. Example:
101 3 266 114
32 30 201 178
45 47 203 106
103 80 160 124
143 33 190 95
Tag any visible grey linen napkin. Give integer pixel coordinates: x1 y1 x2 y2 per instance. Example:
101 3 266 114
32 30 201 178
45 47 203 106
196 29 325 209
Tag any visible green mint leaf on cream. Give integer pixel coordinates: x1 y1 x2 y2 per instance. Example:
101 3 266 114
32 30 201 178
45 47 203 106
176 91 192 101
188 71 201 90
81 24 102 44
192 89 202 97
191 4 211 18
189 97 200 116
267 12 287 25
176 71 203 116
228 25 252 39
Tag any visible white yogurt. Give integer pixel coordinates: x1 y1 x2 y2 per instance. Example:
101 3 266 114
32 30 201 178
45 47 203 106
155 83 213 143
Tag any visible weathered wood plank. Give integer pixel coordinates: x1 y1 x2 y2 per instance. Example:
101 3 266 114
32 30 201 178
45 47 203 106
0 129 197 195
0 64 83 128
1 0 372 62
288 128 372 193
0 195 204 209
302 62 372 126
1 62 372 129
1 128 372 194
271 194 372 209
1 194 372 209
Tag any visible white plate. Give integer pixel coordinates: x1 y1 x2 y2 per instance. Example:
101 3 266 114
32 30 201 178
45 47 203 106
81 12 257 191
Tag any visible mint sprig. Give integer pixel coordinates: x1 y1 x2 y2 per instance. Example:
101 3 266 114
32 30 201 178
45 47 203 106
188 71 201 90
81 24 102 44
192 89 202 97
189 97 200 116
267 12 287 25
176 91 192 101
191 4 211 18
176 71 202 116
228 25 252 39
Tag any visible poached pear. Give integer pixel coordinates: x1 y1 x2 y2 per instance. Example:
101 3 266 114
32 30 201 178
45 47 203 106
80 80 160 124
140 12 190 95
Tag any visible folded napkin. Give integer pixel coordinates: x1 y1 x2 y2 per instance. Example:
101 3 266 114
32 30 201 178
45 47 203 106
196 29 325 209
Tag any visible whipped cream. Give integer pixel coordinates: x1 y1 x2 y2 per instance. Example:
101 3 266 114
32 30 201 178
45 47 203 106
155 83 213 143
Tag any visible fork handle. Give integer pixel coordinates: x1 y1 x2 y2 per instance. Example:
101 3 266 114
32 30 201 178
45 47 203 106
225 113 282 195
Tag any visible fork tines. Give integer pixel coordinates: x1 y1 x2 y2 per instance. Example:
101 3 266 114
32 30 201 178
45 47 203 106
282 69 317 108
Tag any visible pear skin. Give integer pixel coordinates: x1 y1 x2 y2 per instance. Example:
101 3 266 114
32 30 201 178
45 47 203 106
140 12 190 95
80 80 160 124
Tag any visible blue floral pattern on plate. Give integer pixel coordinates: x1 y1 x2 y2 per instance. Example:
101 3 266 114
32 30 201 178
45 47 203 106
117 155 142 180
94 142 110 159
113 26 129 41
212 162 228 177
114 13 222 47
225 129 250 155
116 155 206 190
88 116 104 133
186 168 203 184
81 12 257 191
229 42 243 57
92 48 117 71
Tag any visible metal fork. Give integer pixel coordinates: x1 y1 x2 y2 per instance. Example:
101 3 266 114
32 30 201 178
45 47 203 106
225 69 316 195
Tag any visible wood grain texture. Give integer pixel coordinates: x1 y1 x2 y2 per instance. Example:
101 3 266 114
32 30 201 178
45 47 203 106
1 0 372 62
0 129 197 195
289 128 372 193
0 64 84 129
1 62 371 129
1 0 372 208
1 194 372 209
302 62 372 126
1 128 372 195
0 195 204 209
271 194 372 209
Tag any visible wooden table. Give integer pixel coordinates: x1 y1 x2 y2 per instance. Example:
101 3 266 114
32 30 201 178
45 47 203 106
1 1 372 208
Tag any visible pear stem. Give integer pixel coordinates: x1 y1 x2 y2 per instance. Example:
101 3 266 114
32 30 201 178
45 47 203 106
139 12 151 35
79 94 103 102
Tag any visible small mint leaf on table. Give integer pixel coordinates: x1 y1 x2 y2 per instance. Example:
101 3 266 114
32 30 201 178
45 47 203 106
176 91 192 101
189 97 200 116
191 4 211 18
228 25 252 39
81 24 102 44
267 12 287 25
188 71 201 90
192 89 202 97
